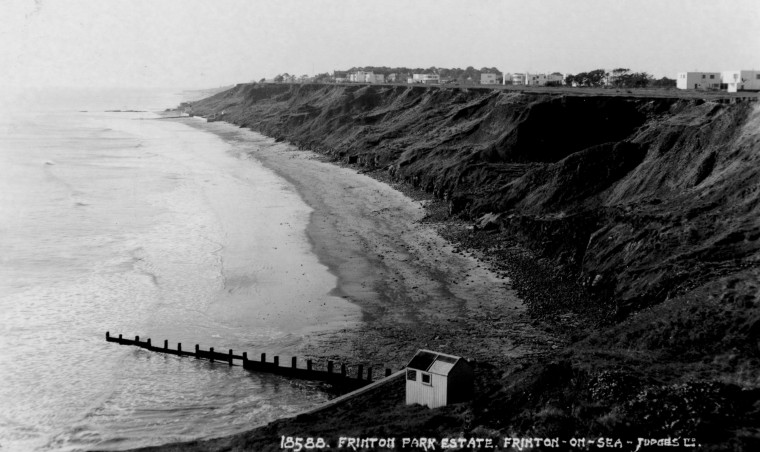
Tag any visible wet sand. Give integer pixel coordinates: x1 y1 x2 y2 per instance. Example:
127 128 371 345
179 118 552 371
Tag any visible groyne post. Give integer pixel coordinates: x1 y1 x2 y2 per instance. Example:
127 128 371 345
105 332 391 390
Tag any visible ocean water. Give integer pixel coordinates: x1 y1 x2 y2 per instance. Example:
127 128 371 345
0 88 361 451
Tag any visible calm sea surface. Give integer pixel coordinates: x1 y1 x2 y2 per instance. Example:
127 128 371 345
0 88 360 451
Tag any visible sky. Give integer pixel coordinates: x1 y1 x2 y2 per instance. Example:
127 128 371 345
2 0 759 89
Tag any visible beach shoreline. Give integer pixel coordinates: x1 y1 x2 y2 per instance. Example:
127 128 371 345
127 88 760 450
176 118 555 373
113 114 556 452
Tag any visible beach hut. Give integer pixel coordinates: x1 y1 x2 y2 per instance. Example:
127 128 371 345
405 349 473 408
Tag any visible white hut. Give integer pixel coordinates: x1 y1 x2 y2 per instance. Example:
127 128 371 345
405 350 474 408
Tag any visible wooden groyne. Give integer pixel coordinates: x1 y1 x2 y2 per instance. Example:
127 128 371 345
105 332 392 390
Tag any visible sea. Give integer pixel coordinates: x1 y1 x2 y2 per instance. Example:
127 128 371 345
0 87 361 451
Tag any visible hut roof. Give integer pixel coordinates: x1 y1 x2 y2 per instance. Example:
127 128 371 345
406 349 464 376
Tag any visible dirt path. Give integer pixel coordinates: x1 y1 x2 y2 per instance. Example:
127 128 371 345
180 118 554 370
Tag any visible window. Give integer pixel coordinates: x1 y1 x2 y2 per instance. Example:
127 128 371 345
710 75 715 79
702 74 706 79
406 369 417 381
421 373 432 385
756 74 760 80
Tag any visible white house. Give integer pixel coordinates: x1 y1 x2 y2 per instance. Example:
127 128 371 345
721 70 760 92
349 71 369 83
405 350 474 408
480 73 498 85
511 73 526 85
412 73 440 84
676 72 721 90
348 71 385 84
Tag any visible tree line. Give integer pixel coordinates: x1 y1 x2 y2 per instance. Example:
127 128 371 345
564 68 675 88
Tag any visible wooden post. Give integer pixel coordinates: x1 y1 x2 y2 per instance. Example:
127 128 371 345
135 335 140 343
229 349 233 366
178 343 182 353
307 359 313 371
328 361 334 374
210 347 214 363
195 344 200 359
261 353 266 363
357 365 363 380
386 368 392 377
147 338 151 347
164 340 168 350
367 367 373 381
106 331 110 340
118 334 122 342
243 352 248 363
341 363 346 377
274 356 279 367
292 356 297 368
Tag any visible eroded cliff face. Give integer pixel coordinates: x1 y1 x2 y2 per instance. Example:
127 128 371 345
191 83 760 346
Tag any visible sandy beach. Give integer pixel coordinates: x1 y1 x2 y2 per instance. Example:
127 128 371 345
181 118 555 372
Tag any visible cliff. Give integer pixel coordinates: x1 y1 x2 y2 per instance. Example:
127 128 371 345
185 84 760 448
192 83 758 326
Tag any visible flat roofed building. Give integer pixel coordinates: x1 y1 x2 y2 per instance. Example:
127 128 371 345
676 72 721 90
525 73 548 86
405 349 473 408
721 70 760 92
480 73 498 85
511 73 526 85
412 73 440 84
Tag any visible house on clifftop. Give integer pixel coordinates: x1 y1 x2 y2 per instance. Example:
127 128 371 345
405 350 473 409
721 70 760 92
676 71 721 90
480 73 498 84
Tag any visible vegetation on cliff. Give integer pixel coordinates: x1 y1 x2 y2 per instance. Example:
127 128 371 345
184 84 760 450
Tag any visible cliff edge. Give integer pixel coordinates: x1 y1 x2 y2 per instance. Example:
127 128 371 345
183 83 760 450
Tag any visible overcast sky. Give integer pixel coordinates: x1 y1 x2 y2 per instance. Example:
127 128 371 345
2 0 758 89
